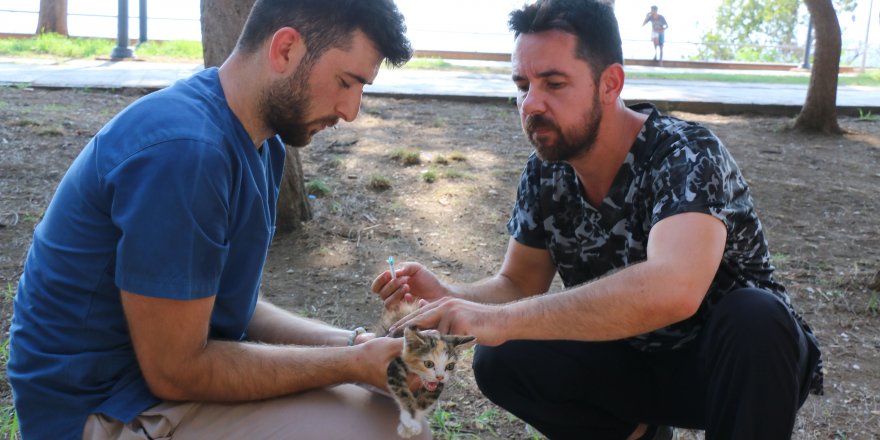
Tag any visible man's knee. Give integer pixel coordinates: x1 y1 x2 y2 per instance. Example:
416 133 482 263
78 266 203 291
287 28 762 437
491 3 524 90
473 344 509 401
707 288 801 354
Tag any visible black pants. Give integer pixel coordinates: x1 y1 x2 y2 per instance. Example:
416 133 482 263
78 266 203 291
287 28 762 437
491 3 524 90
473 288 819 440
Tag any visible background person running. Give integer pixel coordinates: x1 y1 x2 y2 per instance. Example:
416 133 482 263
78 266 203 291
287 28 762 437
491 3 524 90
642 5 668 61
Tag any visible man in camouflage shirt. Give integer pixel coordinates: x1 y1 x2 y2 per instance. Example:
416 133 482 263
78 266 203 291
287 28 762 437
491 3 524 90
372 1 822 439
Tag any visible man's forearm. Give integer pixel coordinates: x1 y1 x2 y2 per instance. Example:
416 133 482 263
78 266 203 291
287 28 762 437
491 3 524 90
502 260 702 343
152 340 365 402
449 274 535 304
247 300 351 346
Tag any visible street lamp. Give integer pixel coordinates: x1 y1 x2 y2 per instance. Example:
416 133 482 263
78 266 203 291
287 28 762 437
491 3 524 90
110 0 134 60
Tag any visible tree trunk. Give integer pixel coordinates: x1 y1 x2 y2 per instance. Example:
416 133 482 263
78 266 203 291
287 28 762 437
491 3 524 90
200 0 255 68
36 0 68 35
201 0 312 234
794 0 843 134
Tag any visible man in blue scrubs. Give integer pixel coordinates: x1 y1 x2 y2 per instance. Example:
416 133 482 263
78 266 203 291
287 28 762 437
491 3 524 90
8 1 422 438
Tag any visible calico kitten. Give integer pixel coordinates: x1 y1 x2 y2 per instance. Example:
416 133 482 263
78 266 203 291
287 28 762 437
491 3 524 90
380 303 476 438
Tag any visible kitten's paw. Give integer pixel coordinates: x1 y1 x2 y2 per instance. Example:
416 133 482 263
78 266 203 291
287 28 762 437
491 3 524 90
396 418 422 438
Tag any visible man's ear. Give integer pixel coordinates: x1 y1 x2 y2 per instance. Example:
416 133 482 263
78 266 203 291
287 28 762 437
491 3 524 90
267 27 306 74
598 63 625 105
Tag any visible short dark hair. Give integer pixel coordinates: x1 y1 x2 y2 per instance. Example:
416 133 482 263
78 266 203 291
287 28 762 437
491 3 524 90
237 0 412 67
509 0 623 83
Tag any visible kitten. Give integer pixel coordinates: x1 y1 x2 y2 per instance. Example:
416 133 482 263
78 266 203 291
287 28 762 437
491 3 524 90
380 303 476 438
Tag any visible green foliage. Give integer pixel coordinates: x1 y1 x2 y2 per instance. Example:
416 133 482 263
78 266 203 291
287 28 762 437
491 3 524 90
0 33 113 58
422 169 438 183
0 34 202 60
405 57 453 70
305 180 332 197
0 337 20 440
696 0 801 63
696 0 859 63
857 109 879 122
389 149 422 166
367 175 392 191
132 40 202 60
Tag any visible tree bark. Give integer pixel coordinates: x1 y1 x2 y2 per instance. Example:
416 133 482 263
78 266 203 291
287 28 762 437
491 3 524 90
200 0 255 68
36 0 68 35
201 0 312 234
794 0 843 134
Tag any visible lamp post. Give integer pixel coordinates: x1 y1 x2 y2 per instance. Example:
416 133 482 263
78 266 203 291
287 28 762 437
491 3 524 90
110 0 134 59
862 0 875 71
801 17 813 69
138 0 148 45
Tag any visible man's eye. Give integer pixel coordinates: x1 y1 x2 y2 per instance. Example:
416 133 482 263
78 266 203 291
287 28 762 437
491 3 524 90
548 82 565 89
516 84 529 93
339 78 351 89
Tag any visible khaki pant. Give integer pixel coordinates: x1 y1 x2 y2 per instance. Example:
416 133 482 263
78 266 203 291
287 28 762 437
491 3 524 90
83 384 431 440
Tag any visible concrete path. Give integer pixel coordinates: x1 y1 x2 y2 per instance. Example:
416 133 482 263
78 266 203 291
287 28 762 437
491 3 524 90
1 57 878 116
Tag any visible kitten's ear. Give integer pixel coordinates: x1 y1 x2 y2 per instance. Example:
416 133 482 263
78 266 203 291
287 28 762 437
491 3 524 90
403 325 427 347
445 335 476 349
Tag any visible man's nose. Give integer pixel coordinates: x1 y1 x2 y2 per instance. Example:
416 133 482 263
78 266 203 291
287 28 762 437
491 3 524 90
519 88 546 117
336 92 363 123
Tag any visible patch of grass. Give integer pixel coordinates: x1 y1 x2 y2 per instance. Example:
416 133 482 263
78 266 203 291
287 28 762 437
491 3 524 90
134 40 202 60
430 408 479 439
449 151 468 162
422 169 438 183
770 253 790 265
0 34 202 61
0 33 113 59
470 408 499 437
305 180 332 197
867 292 879 315
857 109 879 122
389 149 422 166
404 57 454 70
433 155 449 165
625 69 880 87
37 127 64 137
367 175 392 191
0 337 19 440
5 282 14 302
0 101 8 109
444 169 469 179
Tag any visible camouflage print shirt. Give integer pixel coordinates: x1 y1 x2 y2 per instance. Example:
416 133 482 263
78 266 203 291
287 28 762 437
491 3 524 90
507 104 822 393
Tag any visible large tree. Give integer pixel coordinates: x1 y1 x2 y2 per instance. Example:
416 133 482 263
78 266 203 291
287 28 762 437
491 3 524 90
201 0 312 234
35 0 68 35
794 0 844 133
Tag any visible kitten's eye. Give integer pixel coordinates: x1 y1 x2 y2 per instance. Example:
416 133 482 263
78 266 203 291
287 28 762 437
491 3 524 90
445 363 455 371
424 360 434 368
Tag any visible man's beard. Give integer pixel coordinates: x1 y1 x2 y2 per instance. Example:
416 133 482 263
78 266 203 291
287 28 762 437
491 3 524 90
262 61 338 147
524 93 602 162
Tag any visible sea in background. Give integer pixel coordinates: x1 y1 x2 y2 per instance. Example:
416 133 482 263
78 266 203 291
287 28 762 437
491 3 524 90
1 0 877 66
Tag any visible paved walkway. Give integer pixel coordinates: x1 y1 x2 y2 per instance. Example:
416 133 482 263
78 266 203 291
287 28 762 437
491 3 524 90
1 57 878 116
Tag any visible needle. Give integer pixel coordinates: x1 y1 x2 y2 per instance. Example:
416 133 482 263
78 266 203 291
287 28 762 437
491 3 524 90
388 256 396 280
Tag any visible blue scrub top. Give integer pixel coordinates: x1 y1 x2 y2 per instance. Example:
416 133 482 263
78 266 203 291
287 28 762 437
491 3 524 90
8 68 285 439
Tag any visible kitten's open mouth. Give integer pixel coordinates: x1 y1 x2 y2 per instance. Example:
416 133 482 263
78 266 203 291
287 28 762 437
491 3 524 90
424 381 439 392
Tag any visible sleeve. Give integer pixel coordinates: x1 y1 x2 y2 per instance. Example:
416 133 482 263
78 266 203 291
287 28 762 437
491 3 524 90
104 140 232 299
648 131 735 230
506 154 547 249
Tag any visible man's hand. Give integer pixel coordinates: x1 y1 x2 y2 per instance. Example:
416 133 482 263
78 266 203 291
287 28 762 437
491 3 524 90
371 261 448 308
353 336 405 390
387 297 508 347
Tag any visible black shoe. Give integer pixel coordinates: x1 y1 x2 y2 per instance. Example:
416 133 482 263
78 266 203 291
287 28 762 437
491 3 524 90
640 425 675 440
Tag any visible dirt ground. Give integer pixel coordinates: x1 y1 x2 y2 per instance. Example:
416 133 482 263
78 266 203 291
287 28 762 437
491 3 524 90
0 86 878 439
